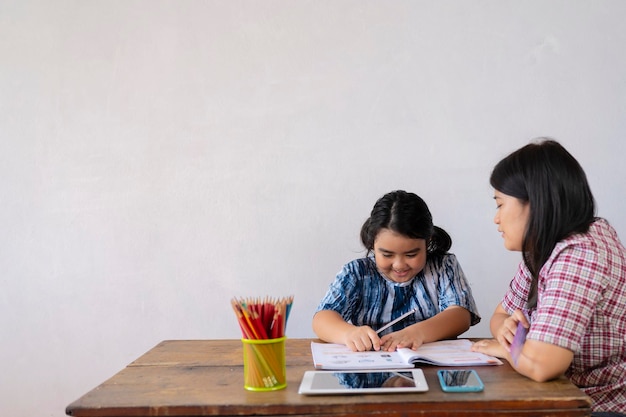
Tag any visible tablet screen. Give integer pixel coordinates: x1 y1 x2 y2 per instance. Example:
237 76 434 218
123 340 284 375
298 369 428 395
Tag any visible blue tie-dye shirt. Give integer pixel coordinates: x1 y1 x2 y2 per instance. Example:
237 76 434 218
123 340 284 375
316 254 480 335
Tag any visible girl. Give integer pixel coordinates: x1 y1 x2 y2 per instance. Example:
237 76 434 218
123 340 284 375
312 190 480 353
471 139 626 416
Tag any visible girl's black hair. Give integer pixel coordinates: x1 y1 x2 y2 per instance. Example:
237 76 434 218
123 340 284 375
490 139 596 309
360 190 452 258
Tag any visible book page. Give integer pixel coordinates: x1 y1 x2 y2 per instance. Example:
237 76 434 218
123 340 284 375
397 339 503 366
310 342 414 370
311 340 502 370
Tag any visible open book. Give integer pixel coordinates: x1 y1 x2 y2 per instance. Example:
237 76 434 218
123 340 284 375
311 339 502 370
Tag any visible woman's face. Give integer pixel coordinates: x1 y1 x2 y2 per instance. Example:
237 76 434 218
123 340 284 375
493 190 530 251
373 228 427 283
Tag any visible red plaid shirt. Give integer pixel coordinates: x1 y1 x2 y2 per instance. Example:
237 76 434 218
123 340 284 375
502 218 626 413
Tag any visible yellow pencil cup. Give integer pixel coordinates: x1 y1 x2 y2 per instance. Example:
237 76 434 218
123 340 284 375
241 337 287 391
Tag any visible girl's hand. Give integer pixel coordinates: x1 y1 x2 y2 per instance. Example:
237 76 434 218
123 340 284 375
379 327 425 352
344 326 381 352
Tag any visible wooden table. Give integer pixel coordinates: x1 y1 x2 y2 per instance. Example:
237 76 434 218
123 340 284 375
66 339 592 416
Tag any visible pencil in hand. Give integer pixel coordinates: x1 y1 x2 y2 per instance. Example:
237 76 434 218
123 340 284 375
376 308 417 334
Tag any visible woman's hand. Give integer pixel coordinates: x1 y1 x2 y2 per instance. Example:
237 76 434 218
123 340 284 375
471 338 507 357
494 309 530 352
472 308 528 360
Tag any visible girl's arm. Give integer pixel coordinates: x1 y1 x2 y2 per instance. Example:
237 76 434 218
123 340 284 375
379 306 471 352
312 309 381 352
473 304 573 382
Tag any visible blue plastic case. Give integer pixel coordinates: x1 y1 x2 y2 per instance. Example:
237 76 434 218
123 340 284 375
437 369 484 392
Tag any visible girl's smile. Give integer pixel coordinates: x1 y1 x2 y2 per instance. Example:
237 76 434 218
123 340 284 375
373 228 427 283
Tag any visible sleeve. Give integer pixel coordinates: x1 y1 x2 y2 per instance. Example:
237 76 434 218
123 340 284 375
437 254 481 326
315 262 358 322
529 243 603 351
501 261 532 314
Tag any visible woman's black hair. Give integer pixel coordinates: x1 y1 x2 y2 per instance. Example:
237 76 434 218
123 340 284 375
360 190 452 258
490 139 596 309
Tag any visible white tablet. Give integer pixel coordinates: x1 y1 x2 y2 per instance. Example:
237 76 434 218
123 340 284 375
298 369 429 395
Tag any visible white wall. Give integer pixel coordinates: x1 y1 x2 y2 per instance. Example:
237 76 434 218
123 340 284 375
1 1 625 415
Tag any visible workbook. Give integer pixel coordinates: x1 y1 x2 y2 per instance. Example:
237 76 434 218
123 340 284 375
311 339 503 370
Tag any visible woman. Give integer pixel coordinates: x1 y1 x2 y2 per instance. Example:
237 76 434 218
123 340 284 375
472 139 626 416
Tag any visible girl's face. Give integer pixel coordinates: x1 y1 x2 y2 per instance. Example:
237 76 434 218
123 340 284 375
493 190 530 251
373 228 427 284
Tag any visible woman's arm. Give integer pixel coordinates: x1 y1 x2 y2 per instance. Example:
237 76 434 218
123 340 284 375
473 304 573 382
516 340 573 382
